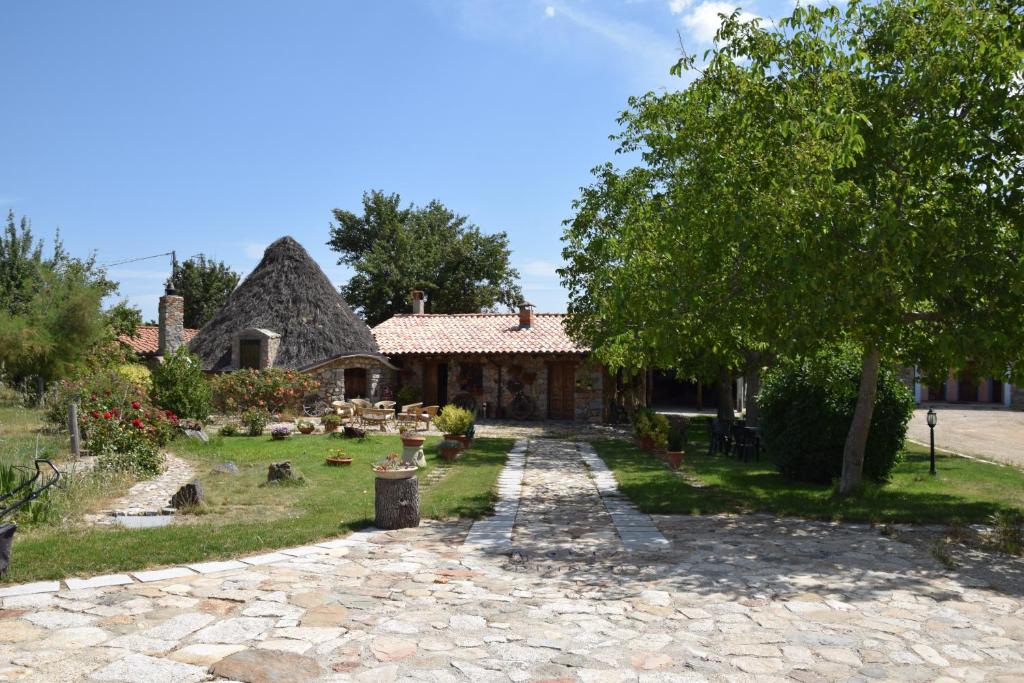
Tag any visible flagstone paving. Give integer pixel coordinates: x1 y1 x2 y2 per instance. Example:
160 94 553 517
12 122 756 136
2 438 1023 681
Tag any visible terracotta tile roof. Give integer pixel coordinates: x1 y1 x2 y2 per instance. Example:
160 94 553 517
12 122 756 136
118 325 198 356
373 313 588 355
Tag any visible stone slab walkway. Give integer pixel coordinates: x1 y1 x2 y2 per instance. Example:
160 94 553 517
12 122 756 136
2 438 1023 681
83 453 195 525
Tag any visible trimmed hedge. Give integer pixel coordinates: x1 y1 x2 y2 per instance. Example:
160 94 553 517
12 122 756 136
759 348 914 484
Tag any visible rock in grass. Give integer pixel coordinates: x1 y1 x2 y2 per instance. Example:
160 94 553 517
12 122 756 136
169 480 204 509
212 462 240 475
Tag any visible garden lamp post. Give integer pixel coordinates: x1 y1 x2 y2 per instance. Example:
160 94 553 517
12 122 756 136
926 408 937 476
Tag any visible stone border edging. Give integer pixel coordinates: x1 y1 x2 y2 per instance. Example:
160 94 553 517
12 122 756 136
462 438 528 551
576 442 670 548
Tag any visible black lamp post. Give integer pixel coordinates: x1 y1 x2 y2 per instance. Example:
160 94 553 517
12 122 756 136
926 408 937 476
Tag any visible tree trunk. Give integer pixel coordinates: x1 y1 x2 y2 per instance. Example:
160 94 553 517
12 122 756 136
716 369 734 421
838 347 881 496
743 356 762 428
374 476 420 530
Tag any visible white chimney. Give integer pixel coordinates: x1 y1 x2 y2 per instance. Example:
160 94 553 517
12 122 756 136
411 290 426 315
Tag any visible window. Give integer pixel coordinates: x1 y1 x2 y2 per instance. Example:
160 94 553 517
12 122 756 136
239 339 261 369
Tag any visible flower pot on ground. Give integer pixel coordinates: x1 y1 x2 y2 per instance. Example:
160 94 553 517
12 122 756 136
438 440 461 461
434 405 474 442
665 451 683 469
321 414 342 433
665 425 685 469
296 420 315 435
326 449 352 466
271 426 291 440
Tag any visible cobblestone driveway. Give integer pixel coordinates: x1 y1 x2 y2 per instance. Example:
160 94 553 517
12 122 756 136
1 439 1022 682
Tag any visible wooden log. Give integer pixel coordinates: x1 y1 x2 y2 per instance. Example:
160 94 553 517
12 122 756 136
374 476 420 530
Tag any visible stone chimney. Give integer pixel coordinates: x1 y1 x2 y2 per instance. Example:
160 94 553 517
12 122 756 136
158 286 185 357
518 302 535 328
411 290 426 315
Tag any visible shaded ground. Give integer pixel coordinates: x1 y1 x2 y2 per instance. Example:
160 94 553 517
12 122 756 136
908 405 1024 468
1 439 1022 682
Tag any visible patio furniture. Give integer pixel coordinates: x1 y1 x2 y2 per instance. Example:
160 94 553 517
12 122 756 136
375 400 397 411
331 401 356 424
708 418 732 455
735 426 761 461
396 403 422 429
417 405 439 431
349 398 372 425
362 408 392 432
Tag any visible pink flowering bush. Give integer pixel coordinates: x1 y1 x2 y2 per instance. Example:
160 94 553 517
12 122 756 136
210 369 319 415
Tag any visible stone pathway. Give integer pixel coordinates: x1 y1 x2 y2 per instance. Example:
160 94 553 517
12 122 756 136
2 438 1023 681
84 453 195 525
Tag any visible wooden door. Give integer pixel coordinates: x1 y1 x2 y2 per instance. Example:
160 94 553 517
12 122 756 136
547 362 576 420
422 362 437 406
344 368 367 399
239 340 261 369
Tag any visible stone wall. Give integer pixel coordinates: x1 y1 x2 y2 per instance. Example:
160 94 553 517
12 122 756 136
309 356 398 403
1012 384 1024 410
396 354 604 422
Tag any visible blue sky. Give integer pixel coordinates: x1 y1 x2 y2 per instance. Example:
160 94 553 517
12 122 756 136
0 0 799 321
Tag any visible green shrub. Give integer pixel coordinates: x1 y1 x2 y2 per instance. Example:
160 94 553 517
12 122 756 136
633 408 669 448
151 348 211 421
395 385 419 407
210 369 319 415
219 423 240 437
115 363 152 393
758 347 914 485
240 408 270 436
434 405 474 435
322 413 342 430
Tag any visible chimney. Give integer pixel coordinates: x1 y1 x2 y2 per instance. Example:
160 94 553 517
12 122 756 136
158 286 185 357
411 290 426 315
518 302 535 328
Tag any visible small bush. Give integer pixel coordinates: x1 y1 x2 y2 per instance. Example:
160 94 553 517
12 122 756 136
219 423 240 437
633 408 669 448
151 348 211 421
434 405 474 435
395 385 419 408
759 346 914 485
210 369 319 415
115 363 152 392
322 413 342 430
241 408 270 436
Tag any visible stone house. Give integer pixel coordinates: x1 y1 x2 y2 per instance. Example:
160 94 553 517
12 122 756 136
372 293 606 422
117 291 198 368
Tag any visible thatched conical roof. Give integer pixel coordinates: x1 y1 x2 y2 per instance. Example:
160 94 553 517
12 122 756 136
189 236 379 371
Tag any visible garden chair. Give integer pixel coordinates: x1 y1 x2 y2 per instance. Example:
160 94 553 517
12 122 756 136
708 418 732 455
361 408 392 432
396 403 422 430
375 400 397 411
349 398 372 425
417 405 439 431
331 401 355 425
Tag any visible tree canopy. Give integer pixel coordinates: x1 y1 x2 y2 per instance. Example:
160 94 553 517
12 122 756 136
169 255 240 329
0 211 136 384
328 191 523 326
561 0 1023 493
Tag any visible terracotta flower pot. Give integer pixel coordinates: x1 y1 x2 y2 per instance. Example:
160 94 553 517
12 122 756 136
439 447 460 462
298 426 315 435
401 436 426 448
665 451 683 469
443 434 463 448
456 435 472 449
325 456 352 466
639 436 655 451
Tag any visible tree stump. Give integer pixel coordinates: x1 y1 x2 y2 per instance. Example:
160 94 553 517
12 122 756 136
169 479 205 509
267 461 295 482
374 476 420 530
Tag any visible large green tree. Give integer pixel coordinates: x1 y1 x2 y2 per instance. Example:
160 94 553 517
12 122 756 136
328 191 523 326
562 0 1023 493
0 212 134 384
169 255 240 329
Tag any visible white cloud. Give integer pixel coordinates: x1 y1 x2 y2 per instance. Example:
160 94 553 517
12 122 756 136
668 0 693 13
681 2 758 43
544 5 556 18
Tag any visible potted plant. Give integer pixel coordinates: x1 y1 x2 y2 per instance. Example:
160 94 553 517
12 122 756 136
434 405 474 446
633 409 668 453
438 439 462 461
322 413 342 433
325 449 352 466
271 425 291 440
296 419 315 435
399 426 425 448
665 426 685 469
372 452 417 479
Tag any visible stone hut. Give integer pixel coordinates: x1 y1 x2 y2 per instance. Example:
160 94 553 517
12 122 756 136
189 236 396 400
372 293 606 422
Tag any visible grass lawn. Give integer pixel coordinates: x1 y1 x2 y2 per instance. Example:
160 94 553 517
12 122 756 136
593 432 1024 525
0 405 66 464
3 432 511 583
